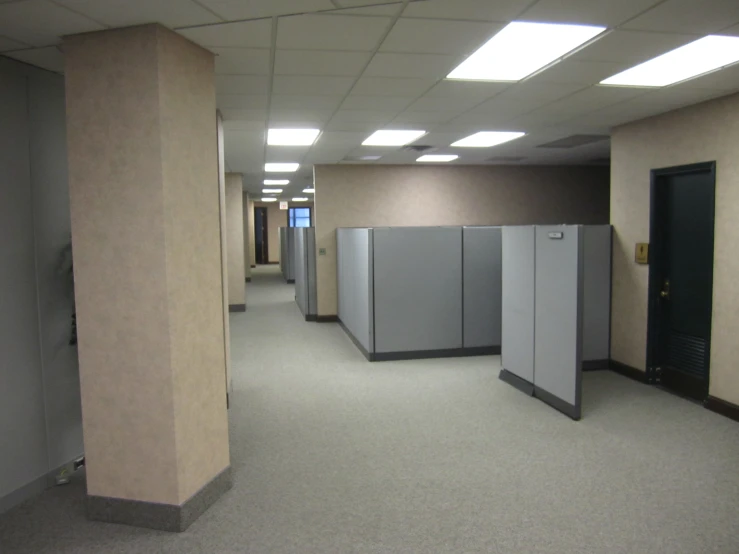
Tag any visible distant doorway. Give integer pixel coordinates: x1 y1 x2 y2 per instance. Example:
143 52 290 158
647 162 715 401
255 207 268 264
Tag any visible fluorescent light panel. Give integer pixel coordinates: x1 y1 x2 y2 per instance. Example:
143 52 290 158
303 188 315 193
261 197 277 202
447 21 606 82
265 163 299 172
362 130 426 146
268 128 321 146
264 179 289 185
417 155 458 162
452 131 525 148
262 188 283 194
601 35 739 87
292 197 309 201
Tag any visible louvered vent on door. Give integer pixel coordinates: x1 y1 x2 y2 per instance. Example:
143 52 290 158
667 331 708 378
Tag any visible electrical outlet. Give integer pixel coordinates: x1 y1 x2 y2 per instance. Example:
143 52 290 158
73 457 85 471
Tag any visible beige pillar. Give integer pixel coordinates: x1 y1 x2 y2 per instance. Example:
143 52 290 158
225 173 246 310
64 24 231 532
243 192 252 281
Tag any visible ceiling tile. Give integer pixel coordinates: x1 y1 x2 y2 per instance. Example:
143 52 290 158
526 60 632 86
571 30 698 64
265 146 312 163
316 131 367 148
177 20 271 48
721 23 739 36
520 0 660 26
56 0 221 28
330 109 397 123
277 14 390 51
351 76 436 96
627 87 729 109
0 35 29 51
380 18 500 55
0 0 104 47
340 95 414 111
224 120 265 132
220 108 267 121
216 75 270 94
404 94 483 112
275 50 371 76
212 48 270 74
5 45 64 73
680 64 739 90
423 80 509 100
391 111 456 124
271 95 344 111
402 0 531 22
269 110 334 126
364 52 459 78
197 0 333 20
623 0 739 34
217 94 269 109
336 5 400 15
272 75 356 95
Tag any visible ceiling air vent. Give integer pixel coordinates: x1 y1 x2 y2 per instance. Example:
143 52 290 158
402 144 435 153
537 134 609 149
487 156 526 163
341 155 382 162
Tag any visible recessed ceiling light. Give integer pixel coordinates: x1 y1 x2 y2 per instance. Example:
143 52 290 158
265 163 299 172
292 197 309 201
362 130 427 146
267 128 321 146
447 21 606 82
264 179 290 185
451 131 526 147
303 188 315 193
262 188 283 194
359 155 382 160
600 35 739 87
261 197 278 202
417 154 459 162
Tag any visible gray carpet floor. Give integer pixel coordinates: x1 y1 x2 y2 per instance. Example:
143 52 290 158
2 265 739 553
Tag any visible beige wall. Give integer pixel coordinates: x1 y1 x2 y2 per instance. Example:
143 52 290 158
611 91 739 406
243 192 251 279
314 164 609 316
225 173 245 306
65 25 229 506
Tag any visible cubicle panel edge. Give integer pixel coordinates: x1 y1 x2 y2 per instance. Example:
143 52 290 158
581 225 612 369
336 228 373 358
462 227 503 349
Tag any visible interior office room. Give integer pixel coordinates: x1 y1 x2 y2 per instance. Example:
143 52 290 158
2 0 739 552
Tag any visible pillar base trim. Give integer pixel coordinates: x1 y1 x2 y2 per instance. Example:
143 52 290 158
87 466 232 532
228 304 246 313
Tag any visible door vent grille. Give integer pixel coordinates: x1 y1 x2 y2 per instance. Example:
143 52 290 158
667 331 707 378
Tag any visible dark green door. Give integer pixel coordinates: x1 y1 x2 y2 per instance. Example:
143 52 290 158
649 163 715 400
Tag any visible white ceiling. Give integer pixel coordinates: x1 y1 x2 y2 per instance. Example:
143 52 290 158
2 0 739 197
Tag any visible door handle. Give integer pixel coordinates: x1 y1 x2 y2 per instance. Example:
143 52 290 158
660 280 670 299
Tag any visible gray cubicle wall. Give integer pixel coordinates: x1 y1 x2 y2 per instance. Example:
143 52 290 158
582 225 612 366
279 227 297 283
337 228 374 355
463 226 502 350
373 227 463 358
295 228 317 320
500 226 536 393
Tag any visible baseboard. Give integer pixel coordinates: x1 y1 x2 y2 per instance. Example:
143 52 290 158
87 466 232 532
267 261 279 265
251 265 256 268
371 346 500 362
534 386 581 421
338 320 372 361
305 314 317 322
499 369 535 396
228 304 246 313
0 455 85 515
705 396 739 423
583 359 610 371
285 279 295 284
609 359 647 383
316 315 339 323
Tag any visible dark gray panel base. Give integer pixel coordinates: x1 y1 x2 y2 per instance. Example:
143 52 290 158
371 346 500 362
582 359 610 371
499 369 535 396
338 320 372 361
535 386 581 421
305 314 317 322
285 279 295 284
316 315 339 323
87 466 232 532
228 304 246 313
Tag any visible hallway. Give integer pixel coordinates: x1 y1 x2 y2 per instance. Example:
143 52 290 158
1 265 739 553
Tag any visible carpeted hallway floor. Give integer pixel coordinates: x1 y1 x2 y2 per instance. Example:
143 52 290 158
1 264 739 553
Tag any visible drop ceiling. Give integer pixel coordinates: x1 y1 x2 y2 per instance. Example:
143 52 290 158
1 0 739 197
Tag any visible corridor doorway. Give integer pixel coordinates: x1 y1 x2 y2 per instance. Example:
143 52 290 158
255 207 268 264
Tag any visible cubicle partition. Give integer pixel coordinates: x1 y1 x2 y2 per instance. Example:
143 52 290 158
499 225 612 420
336 226 502 361
295 227 318 321
279 227 296 283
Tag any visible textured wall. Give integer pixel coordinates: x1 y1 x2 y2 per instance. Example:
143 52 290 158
225 173 245 305
610 91 739 405
314 164 609 316
65 25 229 506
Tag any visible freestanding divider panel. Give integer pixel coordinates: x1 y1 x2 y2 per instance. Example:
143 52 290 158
373 227 462 358
500 226 536 395
463 226 502 353
533 225 583 420
337 228 374 357
279 227 297 283
295 228 317 320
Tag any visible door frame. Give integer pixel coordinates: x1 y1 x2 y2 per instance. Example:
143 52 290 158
255 206 269 264
646 161 716 388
